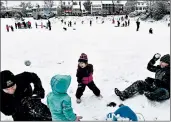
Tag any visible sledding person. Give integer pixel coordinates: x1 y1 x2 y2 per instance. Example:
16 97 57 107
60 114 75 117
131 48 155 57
0 70 52 121
136 19 140 31
114 53 170 102
76 53 102 103
47 74 83 121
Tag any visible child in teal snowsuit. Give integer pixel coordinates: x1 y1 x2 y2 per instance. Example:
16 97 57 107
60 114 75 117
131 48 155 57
47 75 82 121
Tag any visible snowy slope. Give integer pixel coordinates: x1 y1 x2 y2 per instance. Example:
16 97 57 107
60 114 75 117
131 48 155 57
1 16 170 121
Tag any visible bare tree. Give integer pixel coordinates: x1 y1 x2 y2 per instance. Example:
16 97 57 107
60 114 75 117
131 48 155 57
83 0 91 12
0 1 5 10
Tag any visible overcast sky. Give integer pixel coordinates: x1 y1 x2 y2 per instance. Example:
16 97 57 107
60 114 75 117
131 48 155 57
1 1 60 7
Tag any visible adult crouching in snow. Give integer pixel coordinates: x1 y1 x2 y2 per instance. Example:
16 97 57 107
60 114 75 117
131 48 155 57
114 53 170 102
0 70 52 121
47 74 82 121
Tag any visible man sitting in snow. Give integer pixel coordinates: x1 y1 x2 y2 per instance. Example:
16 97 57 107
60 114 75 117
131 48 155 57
0 70 52 121
114 53 170 102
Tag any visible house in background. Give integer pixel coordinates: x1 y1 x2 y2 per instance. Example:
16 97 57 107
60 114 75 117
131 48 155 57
135 1 148 12
91 1 102 15
90 1 126 15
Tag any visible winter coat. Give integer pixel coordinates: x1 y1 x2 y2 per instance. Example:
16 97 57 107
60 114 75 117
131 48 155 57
147 58 170 91
0 72 45 120
76 64 94 85
47 75 77 121
12 96 52 121
136 21 140 26
28 21 31 25
106 105 138 121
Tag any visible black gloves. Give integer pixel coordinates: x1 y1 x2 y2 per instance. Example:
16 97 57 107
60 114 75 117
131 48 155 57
33 87 45 98
107 102 116 107
145 77 155 84
152 53 161 61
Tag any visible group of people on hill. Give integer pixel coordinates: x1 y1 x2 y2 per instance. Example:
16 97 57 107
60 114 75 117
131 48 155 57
0 52 170 121
114 15 130 27
15 21 32 29
35 20 51 30
6 25 14 32
6 21 32 32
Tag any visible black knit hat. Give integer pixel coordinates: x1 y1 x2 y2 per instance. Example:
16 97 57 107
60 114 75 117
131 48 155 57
0 70 15 89
78 53 88 63
160 54 170 64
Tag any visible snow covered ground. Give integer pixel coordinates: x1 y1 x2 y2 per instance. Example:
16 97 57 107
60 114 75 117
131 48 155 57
1 16 170 121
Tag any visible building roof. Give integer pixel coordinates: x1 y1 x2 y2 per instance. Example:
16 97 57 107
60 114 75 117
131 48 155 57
92 1 102 5
72 4 80 9
12 6 22 9
102 1 113 4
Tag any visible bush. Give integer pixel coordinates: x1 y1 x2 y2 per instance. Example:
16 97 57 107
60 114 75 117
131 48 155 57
151 1 169 20
129 11 142 17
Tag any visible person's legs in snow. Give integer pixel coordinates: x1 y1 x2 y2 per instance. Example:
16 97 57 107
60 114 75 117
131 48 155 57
87 81 101 97
76 83 86 103
115 80 150 101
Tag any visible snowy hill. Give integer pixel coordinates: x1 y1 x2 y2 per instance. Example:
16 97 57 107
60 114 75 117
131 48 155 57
1 16 170 121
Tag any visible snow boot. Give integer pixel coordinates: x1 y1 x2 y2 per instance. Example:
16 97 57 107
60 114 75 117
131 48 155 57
97 94 103 100
76 98 81 104
114 88 126 101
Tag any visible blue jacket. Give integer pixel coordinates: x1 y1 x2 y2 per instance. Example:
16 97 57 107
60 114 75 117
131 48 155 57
106 105 138 121
47 75 77 121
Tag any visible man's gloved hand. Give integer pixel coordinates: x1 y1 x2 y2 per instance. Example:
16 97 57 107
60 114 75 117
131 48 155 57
107 102 116 107
152 53 161 61
145 77 155 84
76 116 83 121
33 87 45 98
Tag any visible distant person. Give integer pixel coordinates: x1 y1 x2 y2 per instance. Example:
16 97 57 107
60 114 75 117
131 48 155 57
90 20 92 26
128 19 130 26
47 20 51 30
136 19 140 31
35 22 38 28
15 23 18 29
10 25 14 32
125 21 127 27
6 25 9 32
28 21 31 29
18 22 21 29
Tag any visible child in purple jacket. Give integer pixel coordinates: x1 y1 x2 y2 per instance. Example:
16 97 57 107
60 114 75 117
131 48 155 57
75 53 102 103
